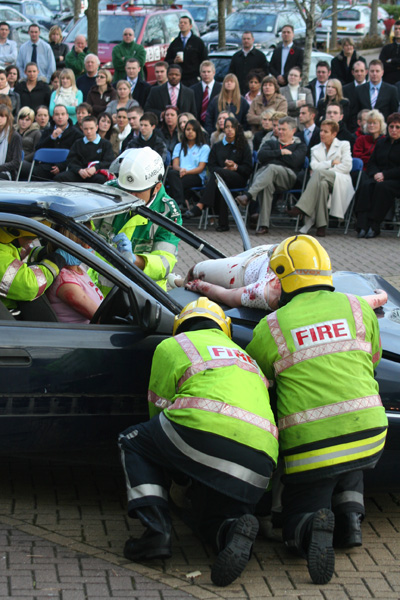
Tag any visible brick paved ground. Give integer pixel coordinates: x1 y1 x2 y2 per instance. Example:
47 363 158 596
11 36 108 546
0 221 399 599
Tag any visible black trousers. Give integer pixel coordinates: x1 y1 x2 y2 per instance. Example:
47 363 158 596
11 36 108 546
54 170 108 184
166 170 202 207
201 168 248 227
356 176 398 232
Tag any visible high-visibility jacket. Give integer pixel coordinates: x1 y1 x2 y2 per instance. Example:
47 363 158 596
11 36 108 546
100 183 182 290
246 290 388 478
0 243 61 309
148 328 279 463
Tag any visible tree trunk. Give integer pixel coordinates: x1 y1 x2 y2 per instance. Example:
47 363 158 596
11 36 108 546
218 0 225 49
370 0 378 36
86 0 99 55
74 0 80 22
330 0 338 52
292 0 316 85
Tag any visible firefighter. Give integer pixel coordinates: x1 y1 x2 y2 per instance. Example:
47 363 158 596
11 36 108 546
119 297 278 587
246 235 388 585
0 223 66 310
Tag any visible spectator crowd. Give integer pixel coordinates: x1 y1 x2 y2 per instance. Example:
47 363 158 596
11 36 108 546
1 16 400 238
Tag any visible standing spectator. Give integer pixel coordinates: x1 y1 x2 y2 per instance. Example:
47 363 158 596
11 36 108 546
352 60 399 125
16 24 56 83
0 68 20 117
280 67 313 121
14 106 41 179
121 105 143 151
50 70 61 92
35 105 50 131
145 64 196 119
74 102 92 133
0 105 22 180
269 25 304 86
159 105 179 154
297 104 320 156
343 60 368 130
307 61 331 106
65 35 88 78
126 112 167 163
353 109 386 171
112 28 146 84
105 80 139 122
32 104 83 181
0 22 17 68
152 61 168 86
55 115 114 183
97 111 113 141
205 73 249 134
109 107 131 155
86 68 117 117
5 65 19 90
317 78 350 127
228 32 269 94
49 25 69 71
76 54 100 101
190 60 222 126
49 68 83 124
246 75 287 132
244 70 263 106
379 20 400 86
165 15 208 87
124 58 150 107
330 38 366 86
325 102 355 148
15 63 51 111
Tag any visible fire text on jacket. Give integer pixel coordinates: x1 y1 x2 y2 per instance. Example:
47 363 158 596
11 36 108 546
291 319 351 350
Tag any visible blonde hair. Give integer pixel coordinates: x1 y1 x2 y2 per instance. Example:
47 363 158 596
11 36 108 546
97 68 112 85
218 73 241 114
17 106 35 121
366 109 387 135
261 109 275 119
116 80 132 98
48 25 62 42
58 68 78 93
325 79 344 102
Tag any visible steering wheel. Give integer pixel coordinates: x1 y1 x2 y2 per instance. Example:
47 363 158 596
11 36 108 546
90 285 130 325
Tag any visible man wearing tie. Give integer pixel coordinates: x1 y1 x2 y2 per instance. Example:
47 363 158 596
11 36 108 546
124 58 150 107
145 64 196 118
191 60 222 125
269 25 304 86
352 60 399 123
165 15 208 87
16 24 55 82
297 104 320 157
307 61 331 107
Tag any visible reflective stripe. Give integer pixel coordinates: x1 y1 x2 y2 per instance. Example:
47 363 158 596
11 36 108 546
30 265 48 298
168 396 278 439
159 254 171 276
154 241 177 256
148 389 172 409
0 259 23 297
40 258 58 279
159 413 269 489
127 483 168 503
278 395 382 431
332 491 364 508
287 268 332 277
372 350 381 364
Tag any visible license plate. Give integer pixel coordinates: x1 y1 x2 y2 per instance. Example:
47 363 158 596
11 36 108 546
337 26 346 30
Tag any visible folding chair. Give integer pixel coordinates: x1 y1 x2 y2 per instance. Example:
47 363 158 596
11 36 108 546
267 156 310 231
16 150 24 181
344 158 364 234
27 148 70 182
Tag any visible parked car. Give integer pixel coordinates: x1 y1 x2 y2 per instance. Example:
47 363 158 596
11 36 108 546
63 5 199 83
201 6 307 51
9 21 49 49
0 0 58 29
0 4 32 28
316 4 386 44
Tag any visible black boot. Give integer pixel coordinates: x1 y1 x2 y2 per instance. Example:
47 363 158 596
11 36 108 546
303 509 335 585
333 512 363 548
211 514 259 587
124 506 172 561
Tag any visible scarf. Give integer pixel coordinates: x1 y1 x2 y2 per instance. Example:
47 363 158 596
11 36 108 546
0 127 9 165
0 84 10 95
117 124 131 143
54 86 78 108
288 84 299 101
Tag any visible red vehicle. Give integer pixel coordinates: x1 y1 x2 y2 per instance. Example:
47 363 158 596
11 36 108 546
63 4 199 83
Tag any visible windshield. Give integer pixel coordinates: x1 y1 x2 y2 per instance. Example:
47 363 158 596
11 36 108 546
225 11 276 33
183 6 207 21
64 14 144 44
323 9 361 21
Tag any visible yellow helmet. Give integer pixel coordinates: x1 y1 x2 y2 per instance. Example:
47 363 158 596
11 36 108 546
173 297 232 337
270 235 333 294
0 219 52 244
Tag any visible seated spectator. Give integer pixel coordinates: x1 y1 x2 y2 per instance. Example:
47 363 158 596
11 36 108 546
159 105 179 154
280 67 313 122
121 105 143 151
296 104 320 157
236 116 307 235
325 102 355 148
15 63 51 112
14 106 41 179
167 119 210 209
0 67 20 117
47 225 103 323
109 107 131 155
55 115 114 183
253 109 274 151
317 78 350 128
126 111 167 163
50 70 61 91
205 74 249 134
260 110 288 143
32 104 83 181
97 111 113 140
65 35 88 78
74 102 92 133
209 110 232 146
247 75 288 132
49 26 69 71
35 105 50 131
355 112 400 238
355 108 369 138
287 119 354 237
0 94 12 112
184 117 253 231
105 80 139 123
86 68 117 117
330 38 366 86
177 111 197 141
50 68 83 124
353 109 386 170
0 104 22 180
5 65 19 91
244 70 263 106
76 54 100 101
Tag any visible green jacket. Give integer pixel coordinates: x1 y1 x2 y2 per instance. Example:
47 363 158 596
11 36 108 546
246 290 387 478
148 328 279 463
65 48 88 77
112 41 146 82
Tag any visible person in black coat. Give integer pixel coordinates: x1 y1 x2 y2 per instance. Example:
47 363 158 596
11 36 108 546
126 112 168 164
351 60 399 127
184 117 253 231
145 65 197 119
356 113 400 238
268 25 303 86
15 63 51 112
316 79 350 128
0 105 22 180
297 104 320 157
165 15 208 87
205 74 249 134
306 61 331 106
55 115 114 183
228 32 269 94
379 21 400 85
49 26 69 70
190 60 222 125
330 38 366 86
158 105 180 154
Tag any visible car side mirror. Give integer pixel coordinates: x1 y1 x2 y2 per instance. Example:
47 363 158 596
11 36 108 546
141 299 162 332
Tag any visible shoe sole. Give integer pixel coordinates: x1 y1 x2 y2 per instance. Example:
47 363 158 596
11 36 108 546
211 514 259 587
307 509 335 585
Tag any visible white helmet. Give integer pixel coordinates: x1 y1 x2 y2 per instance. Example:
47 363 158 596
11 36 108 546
117 147 165 192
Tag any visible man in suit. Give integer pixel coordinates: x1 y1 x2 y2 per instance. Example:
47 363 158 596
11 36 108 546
297 104 320 156
125 58 151 107
307 61 331 107
145 64 196 118
379 20 400 85
343 61 368 131
269 25 304 86
326 102 355 149
165 15 208 87
152 61 168 87
352 60 399 125
191 60 222 126
228 31 269 94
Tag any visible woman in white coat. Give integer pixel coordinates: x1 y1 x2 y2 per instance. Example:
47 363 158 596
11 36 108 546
287 119 353 236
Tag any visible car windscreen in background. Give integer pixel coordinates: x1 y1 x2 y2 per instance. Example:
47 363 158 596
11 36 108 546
64 14 144 44
184 6 207 21
224 11 277 33
324 9 361 21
